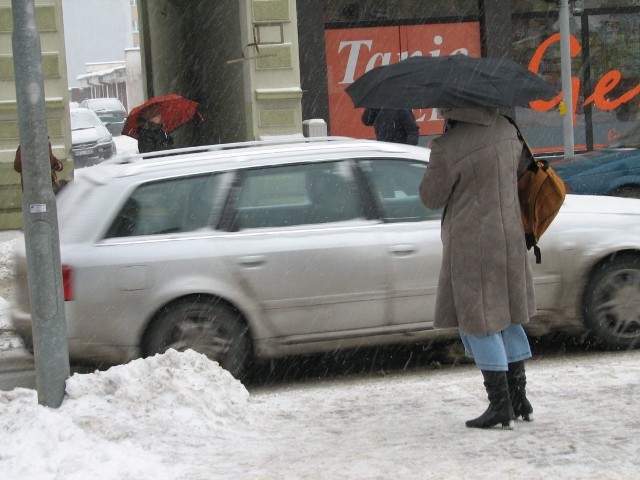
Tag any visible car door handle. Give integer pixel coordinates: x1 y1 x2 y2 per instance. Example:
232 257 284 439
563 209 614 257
238 255 266 267
389 244 417 256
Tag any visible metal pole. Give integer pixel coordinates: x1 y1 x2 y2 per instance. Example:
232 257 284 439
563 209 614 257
11 0 70 408
559 0 575 155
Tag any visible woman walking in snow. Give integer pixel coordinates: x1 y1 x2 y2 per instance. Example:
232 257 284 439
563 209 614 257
419 107 535 429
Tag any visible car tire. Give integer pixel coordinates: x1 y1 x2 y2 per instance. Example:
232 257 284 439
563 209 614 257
582 255 640 350
143 298 252 379
611 186 640 199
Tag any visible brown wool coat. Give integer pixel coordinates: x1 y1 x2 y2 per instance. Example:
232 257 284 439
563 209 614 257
13 142 63 190
419 108 536 336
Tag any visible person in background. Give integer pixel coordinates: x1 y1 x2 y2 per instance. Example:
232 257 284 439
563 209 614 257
362 108 419 145
137 106 174 153
13 140 65 193
419 107 536 430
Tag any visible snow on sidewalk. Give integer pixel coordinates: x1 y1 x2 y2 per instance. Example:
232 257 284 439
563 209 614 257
1 347 638 479
1 228 638 479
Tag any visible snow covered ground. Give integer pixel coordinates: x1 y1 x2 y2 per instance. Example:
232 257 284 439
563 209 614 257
1 231 639 479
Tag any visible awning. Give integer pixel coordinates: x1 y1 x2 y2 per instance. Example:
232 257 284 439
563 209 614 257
76 66 127 86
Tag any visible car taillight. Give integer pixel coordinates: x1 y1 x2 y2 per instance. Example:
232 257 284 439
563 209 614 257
62 265 74 301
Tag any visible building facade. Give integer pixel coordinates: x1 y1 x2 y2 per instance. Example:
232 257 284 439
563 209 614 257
136 0 638 153
301 0 640 153
1 0 638 229
0 0 70 230
138 0 304 146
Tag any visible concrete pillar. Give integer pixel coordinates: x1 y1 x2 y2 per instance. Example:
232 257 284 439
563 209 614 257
296 0 329 129
240 0 303 140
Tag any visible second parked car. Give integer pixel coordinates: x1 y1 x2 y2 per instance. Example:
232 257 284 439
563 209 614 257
70 107 116 167
80 97 128 136
551 123 640 198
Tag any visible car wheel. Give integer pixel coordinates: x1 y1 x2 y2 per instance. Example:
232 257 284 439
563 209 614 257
611 186 640 199
143 299 252 379
582 255 640 349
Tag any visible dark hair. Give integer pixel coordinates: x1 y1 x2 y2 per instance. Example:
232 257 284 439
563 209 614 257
141 105 162 120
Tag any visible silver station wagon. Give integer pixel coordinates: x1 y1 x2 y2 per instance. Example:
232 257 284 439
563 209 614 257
11 137 640 378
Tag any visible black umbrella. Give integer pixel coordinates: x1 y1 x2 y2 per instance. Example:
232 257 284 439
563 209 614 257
345 55 560 110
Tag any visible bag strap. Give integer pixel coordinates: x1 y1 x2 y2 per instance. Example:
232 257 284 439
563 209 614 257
507 115 543 264
533 245 541 264
505 116 536 160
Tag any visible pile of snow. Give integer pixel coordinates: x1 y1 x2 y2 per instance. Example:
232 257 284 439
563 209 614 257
0 233 20 349
0 235 17 284
0 349 251 479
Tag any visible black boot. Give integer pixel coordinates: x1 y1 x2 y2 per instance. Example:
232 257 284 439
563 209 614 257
508 360 533 421
466 370 514 429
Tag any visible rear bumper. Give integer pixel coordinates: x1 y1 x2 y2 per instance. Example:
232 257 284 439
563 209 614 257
10 306 139 365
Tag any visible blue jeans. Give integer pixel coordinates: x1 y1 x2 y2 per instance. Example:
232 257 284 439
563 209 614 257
459 324 532 371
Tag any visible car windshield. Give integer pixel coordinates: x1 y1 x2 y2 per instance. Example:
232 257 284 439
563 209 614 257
87 99 125 111
608 125 640 148
71 110 102 130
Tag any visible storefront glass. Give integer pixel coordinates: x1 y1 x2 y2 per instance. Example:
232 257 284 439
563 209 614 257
319 1 639 153
324 0 478 23
512 9 639 153
588 14 640 123
512 0 640 13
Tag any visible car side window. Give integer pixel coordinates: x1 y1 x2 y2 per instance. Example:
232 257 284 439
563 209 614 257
233 161 363 229
360 158 442 222
104 173 222 238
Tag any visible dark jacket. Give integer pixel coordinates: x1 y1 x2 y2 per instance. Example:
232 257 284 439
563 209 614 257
362 108 419 145
138 124 174 153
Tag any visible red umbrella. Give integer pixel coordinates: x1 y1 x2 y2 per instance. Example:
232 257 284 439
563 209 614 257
122 94 201 139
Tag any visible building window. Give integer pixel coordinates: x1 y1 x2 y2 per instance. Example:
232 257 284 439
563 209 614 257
132 20 139 33
130 0 137 6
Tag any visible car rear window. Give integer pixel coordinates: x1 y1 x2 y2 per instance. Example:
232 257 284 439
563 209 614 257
105 173 223 238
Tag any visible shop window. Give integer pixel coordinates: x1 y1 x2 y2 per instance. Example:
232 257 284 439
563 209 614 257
583 0 640 7
587 13 639 123
512 8 639 153
324 0 478 23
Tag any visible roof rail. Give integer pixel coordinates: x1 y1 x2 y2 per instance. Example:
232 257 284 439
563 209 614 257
109 136 355 164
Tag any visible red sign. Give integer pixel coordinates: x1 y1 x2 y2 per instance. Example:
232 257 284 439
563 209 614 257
325 23 482 138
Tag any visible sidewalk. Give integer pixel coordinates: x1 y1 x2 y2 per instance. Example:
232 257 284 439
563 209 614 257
0 229 21 243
